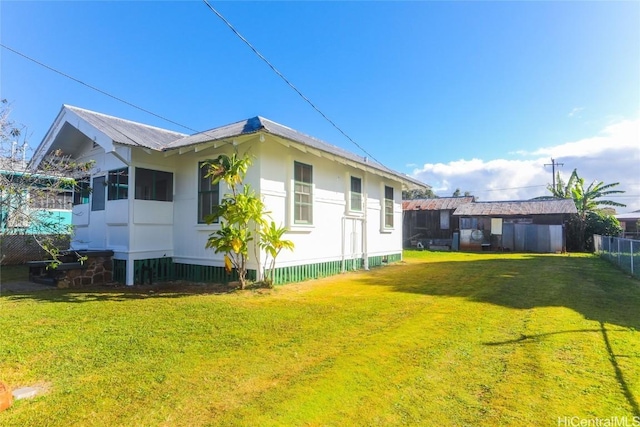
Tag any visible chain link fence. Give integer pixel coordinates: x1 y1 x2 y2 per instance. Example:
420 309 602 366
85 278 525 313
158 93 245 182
593 234 640 279
0 234 71 265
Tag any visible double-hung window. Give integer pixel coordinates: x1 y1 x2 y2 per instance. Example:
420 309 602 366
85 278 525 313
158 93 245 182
198 161 220 223
294 161 313 224
350 176 362 212
384 185 394 228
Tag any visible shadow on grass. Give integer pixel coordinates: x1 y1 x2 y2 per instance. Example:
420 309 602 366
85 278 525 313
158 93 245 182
356 254 640 330
484 323 640 418
0 281 254 303
483 328 626 346
360 253 640 416
600 321 640 417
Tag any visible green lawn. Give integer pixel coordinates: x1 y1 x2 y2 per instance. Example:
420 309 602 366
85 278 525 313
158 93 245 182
1 251 639 426
0 264 28 283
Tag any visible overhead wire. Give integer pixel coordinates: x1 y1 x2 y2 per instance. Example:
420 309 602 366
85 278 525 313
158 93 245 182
2 37 388 169
200 0 387 168
0 43 200 134
3 30 635 200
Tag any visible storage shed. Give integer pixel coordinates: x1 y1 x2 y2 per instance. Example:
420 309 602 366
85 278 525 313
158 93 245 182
402 197 474 250
451 199 577 252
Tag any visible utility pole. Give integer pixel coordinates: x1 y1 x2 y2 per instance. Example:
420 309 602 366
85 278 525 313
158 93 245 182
544 158 564 190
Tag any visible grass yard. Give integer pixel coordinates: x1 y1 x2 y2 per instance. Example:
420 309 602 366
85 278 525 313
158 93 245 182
1 251 639 426
0 264 28 284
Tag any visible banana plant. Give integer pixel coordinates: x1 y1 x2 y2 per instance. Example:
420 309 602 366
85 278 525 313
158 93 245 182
259 221 295 287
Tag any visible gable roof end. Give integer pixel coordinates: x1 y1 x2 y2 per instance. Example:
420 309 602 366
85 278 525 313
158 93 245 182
64 105 187 150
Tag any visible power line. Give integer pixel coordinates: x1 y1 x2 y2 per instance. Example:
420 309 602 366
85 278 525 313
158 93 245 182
200 0 385 168
0 43 199 134
468 184 547 193
544 158 564 189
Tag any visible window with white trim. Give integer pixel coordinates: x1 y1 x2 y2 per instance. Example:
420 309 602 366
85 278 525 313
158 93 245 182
294 161 313 224
198 161 220 223
350 176 362 212
384 185 394 228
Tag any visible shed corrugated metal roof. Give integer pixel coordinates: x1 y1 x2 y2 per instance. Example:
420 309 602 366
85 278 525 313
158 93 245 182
65 105 187 150
452 199 577 216
402 197 474 211
615 211 640 220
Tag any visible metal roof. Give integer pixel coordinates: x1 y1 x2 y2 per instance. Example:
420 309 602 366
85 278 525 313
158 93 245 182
615 210 640 220
58 107 429 189
452 199 577 216
164 116 428 188
65 105 187 150
402 197 474 211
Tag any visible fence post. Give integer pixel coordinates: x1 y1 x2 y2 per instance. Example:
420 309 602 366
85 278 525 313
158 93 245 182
631 240 634 276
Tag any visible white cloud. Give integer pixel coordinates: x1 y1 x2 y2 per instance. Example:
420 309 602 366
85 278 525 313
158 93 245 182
568 107 584 118
412 116 640 212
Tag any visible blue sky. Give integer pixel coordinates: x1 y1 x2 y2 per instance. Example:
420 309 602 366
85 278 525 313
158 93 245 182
1 1 639 211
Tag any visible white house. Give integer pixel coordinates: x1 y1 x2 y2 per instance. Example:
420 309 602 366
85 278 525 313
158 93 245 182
30 105 429 285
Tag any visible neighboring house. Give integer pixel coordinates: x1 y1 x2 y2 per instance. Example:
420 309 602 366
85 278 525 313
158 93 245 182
0 158 73 235
30 105 429 285
451 199 577 252
402 197 474 249
615 210 640 239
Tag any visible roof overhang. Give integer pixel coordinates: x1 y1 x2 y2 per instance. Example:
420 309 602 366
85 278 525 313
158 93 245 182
29 106 115 170
161 128 430 190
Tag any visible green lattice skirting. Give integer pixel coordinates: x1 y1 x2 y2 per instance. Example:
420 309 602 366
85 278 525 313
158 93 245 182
112 253 402 285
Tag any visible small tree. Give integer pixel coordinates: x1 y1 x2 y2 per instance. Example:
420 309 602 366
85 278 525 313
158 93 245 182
402 188 437 200
584 211 622 251
204 152 296 289
0 100 92 265
259 221 294 287
451 188 473 198
547 168 625 251
204 153 267 289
